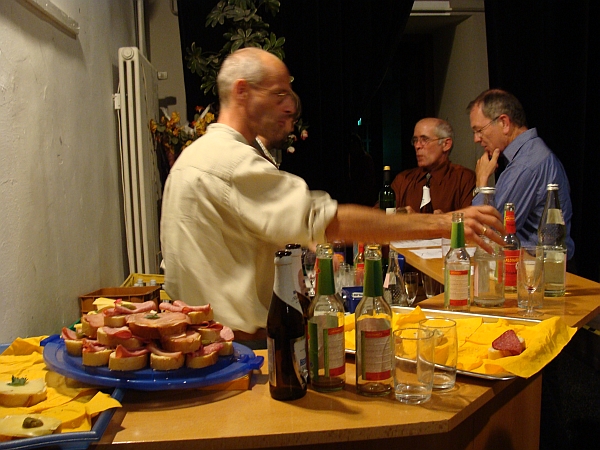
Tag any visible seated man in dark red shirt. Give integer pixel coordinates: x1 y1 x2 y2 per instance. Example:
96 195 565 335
391 118 476 213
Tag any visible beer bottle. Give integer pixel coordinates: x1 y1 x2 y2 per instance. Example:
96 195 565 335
378 166 396 214
308 244 346 392
355 244 393 396
267 250 308 400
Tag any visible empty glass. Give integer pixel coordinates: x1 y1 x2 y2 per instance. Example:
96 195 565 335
404 272 419 306
518 246 544 318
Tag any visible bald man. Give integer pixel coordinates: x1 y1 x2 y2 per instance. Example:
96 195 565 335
390 118 476 213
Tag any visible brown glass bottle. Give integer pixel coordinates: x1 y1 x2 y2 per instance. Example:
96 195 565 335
267 250 308 400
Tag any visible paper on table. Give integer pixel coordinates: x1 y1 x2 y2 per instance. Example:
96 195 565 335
391 239 441 248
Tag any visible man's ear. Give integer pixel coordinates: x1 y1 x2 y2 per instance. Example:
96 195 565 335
232 79 250 102
442 138 453 153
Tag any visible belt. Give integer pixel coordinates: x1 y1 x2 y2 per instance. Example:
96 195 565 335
233 328 267 342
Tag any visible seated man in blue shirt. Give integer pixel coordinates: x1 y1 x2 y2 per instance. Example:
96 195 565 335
468 89 574 259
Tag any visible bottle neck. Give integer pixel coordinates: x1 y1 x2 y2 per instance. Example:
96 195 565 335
504 211 516 234
450 220 465 248
363 257 383 297
315 256 335 296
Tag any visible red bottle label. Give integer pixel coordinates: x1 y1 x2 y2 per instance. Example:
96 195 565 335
504 249 519 287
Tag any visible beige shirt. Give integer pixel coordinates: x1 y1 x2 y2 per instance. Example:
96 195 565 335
161 124 337 333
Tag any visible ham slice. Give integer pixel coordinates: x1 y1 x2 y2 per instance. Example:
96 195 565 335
114 344 149 358
492 330 524 356
220 326 234 342
82 339 109 353
147 342 182 359
101 326 133 339
61 327 78 340
83 313 104 328
160 301 212 314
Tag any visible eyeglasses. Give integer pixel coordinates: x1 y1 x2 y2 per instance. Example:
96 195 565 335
248 83 292 104
410 135 448 147
472 116 500 137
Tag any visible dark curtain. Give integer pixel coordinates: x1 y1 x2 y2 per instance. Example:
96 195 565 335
176 0 414 203
484 0 600 283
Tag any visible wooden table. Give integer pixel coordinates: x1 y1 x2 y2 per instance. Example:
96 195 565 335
92 352 541 450
89 247 599 450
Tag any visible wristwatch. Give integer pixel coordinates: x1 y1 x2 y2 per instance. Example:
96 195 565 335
473 187 482 197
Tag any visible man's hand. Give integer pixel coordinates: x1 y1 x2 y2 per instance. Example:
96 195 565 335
456 205 505 253
475 148 501 188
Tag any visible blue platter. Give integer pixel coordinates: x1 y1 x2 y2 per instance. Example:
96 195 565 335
42 334 264 391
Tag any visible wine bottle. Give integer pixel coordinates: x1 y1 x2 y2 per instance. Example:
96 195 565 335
419 173 433 213
355 244 393 397
378 166 396 214
267 250 308 400
503 203 520 292
308 244 346 392
444 213 471 311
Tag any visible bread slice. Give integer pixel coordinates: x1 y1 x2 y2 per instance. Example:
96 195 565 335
196 327 221 343
160 330 202 354
108 352 148 371
126 312 190 340
218 341 234 356
186 350 219 369
103 315 127 328
97 327 143 350
0 378 47 407
64 339 84 357
0 414 62 438
150 353 185 371
81 348 112 367
188 308 214 325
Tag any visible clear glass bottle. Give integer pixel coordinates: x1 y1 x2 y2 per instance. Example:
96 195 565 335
503 203 520 292
267 250 308 401
355 244 393 397
473 187 505 307
444 213 471 311
538 183 567 296
308 244 346 392
353 242 365 285
383 248 408 306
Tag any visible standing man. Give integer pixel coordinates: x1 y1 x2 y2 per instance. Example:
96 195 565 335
160 48 503 342
468 88 574 258
389 118 476 213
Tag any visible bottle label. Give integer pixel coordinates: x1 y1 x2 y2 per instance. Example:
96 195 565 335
504 249 519 287
547 208 565 225
293 336 308 388
274 285 303 315
385 207 396 215
447 269 470 306
308 321 345 378
359 327 392 381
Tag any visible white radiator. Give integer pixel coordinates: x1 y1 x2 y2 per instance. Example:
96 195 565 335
116 46 161 274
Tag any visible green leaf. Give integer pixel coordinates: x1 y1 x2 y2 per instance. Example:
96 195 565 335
8 376 28 386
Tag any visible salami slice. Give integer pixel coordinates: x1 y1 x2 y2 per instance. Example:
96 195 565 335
491 330 524 356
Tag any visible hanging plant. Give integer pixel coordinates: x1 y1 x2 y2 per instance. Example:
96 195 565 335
185 0 286 97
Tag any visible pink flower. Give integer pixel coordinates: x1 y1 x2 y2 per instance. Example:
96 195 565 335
301 129 308 140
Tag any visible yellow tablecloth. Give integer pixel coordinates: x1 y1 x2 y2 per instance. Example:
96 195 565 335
344 307 576 378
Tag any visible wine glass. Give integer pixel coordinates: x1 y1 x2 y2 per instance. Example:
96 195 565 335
404 272 419 306
518 246 544 318
303 249 317 297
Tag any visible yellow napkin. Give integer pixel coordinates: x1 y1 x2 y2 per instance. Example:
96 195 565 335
344 307 577 378
0 336 121 434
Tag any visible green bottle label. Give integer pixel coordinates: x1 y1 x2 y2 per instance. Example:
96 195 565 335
451 221 465 249
363 258 383 297
315 257 335 296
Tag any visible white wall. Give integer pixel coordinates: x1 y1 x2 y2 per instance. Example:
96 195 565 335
0 0 136 342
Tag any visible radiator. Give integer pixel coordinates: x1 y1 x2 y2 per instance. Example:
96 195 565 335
116 46 161 274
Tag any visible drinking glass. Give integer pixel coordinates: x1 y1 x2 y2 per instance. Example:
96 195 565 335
422 274 439 298
404 272 419 306
303 249 317 297
394 327 435 404
518 246 544 318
